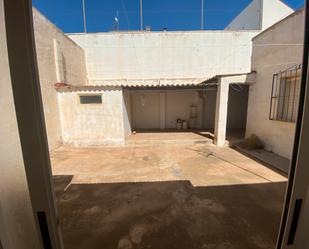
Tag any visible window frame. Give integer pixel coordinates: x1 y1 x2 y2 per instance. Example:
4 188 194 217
78 94 103 104
269 64 302 123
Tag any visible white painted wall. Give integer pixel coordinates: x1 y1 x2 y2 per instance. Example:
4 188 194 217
131 92 161 129
262 0 294 30
165 91 203 129
58 89 126 145
0 2 41 248
225 0 263 30
33 8 87 150
246 9 304 158
131 90 203 130
225 0 293 31
68 31 258 82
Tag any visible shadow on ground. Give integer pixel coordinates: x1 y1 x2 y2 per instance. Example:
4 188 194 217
232 146 290 175
54 175 286 249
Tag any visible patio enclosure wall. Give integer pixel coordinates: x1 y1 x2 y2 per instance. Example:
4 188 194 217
33 8 87 150
246 9 304 158
68 31 258 82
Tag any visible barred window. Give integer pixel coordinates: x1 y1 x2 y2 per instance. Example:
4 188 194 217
269 65 301 123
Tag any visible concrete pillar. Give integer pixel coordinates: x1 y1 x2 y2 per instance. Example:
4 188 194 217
214 79 229 146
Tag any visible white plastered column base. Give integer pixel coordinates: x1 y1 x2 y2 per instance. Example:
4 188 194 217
214 79 229 146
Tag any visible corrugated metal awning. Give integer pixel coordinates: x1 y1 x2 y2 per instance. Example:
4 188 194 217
88 78 209 87
55 72 255 92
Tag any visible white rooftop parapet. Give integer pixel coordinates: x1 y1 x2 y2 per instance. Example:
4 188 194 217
225 0 293 31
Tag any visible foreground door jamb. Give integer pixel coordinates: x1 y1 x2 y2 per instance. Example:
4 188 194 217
276 1 309 248
3 0 63 248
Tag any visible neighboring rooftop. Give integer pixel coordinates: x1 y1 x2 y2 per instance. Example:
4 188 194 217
225 0 293 31
252 7 304 40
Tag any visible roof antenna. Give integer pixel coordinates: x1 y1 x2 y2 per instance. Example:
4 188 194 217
201 0 204 30
140 0 143 30
82 0 87 33
114 10 120 31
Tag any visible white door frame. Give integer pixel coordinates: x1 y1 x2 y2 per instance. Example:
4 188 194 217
276 1 309 248
3 0 63 248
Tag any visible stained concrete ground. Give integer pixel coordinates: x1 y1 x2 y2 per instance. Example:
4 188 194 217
51 139 287 249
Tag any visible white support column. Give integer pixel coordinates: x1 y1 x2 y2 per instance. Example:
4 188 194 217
214 78 230 146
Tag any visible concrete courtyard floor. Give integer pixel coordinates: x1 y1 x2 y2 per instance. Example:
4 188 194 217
51 142 287 249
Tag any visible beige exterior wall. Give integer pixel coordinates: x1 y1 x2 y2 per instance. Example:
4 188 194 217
246 10 304 158
58 89 126 145
68 31 258 83
33 8 87 150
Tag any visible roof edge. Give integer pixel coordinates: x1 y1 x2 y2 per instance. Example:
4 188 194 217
252 7 304 40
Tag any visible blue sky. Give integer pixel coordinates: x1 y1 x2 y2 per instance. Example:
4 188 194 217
32 0 304 33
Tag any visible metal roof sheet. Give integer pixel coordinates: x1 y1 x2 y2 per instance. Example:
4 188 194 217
88 78 208 87
55 73 255 92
